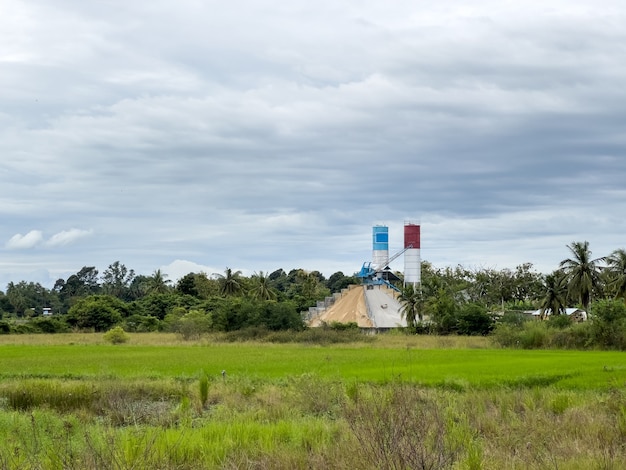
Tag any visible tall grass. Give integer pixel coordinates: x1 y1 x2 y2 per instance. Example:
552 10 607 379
2 379 626 468
3 337 626 468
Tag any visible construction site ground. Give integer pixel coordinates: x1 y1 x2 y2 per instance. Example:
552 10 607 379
309 285 406 328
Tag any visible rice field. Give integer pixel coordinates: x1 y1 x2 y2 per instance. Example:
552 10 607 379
1 333 626 469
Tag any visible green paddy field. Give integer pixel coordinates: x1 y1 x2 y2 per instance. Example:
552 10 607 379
1 333 626 469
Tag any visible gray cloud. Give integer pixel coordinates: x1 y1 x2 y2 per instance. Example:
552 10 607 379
1 0 626 287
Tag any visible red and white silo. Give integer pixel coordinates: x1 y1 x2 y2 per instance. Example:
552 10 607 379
404 221 421 286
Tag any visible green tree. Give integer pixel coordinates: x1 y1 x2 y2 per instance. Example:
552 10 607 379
5 281 55 317
135 292 184 320
216 267 243 297
326 271 358 293
101 261 136 300
456 303 493 335
146 269 171 295
249 271 277 301
262 300 304 330
511 263 544 303
176 273 199 297
176 272 220 299
66 295 129 331
425 288 458 335
57 266 100 297
398 284 422 328
589 299 626 349
559 241 605 311
287 270 330 310
606 248 626 303
538 271 568 319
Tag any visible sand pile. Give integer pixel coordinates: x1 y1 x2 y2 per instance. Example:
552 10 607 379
309 285 373 327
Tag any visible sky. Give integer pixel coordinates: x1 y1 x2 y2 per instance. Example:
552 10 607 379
2 0 626 289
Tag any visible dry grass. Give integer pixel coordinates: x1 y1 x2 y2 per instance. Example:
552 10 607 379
0 331 492 349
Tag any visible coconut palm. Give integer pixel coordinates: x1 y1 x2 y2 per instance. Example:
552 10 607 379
216 267 243 297
538 271 568 320
250 271 277 301
606 248 626 303
559 241 606 311
147 269 171 294
398 284 422 328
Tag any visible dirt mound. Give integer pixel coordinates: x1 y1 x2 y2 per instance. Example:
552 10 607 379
309 285 372 327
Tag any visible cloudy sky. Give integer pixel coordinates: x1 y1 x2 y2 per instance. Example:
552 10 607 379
2 0 625 289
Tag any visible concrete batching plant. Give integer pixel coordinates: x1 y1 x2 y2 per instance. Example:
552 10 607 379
356 222 421 290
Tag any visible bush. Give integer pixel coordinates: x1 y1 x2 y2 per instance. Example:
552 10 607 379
174 309 211 340
518 322 550 349
323 321 359 331
0 320 11 334
122 314 161 332
31 317 70 333
103 326 130 344
492 322 549 349
498 311 528 327
589 299 626 349
491 323 521 348
547 314 573 329
456 304 494 335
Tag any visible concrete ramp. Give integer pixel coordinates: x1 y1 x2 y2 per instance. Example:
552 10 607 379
365 286 406 328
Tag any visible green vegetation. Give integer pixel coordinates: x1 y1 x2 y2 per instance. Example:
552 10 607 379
103 326 130 344
1 240 626 353
1 334 626 468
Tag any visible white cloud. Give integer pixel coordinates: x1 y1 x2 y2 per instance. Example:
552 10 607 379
160 260 223 284
6 230 44 249
45 228 93 247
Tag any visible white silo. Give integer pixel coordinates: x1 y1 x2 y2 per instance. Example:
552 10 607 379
403 221 421 286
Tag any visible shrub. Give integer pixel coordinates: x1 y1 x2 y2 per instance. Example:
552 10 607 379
174 310 211 340
31 317 70 333
518 322 549 349
498 311 528 327
491 324 522 348
546 314 573 330
589 299 626 349
456 303 494 336
103 326 130 344
122 314 160 332
344 384 460 469
325 321 359 331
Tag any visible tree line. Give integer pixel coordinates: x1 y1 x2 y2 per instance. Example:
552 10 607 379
0 264 356 334
0 241 625 339
397 241 626 343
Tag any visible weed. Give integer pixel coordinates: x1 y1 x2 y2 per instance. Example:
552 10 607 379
344 384 460 469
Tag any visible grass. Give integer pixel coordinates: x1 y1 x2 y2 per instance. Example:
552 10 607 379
2 333 626 468
1 335 625 390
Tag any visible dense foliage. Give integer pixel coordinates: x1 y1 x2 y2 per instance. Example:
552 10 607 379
0 265 354 336
1 240 625 348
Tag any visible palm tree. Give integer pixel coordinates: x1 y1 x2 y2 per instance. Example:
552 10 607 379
539 271 568 320
559 241 605 311
398 284 422 328
216 267 242 297
606 248 626 303
250 271 277 301
147 269 171 294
